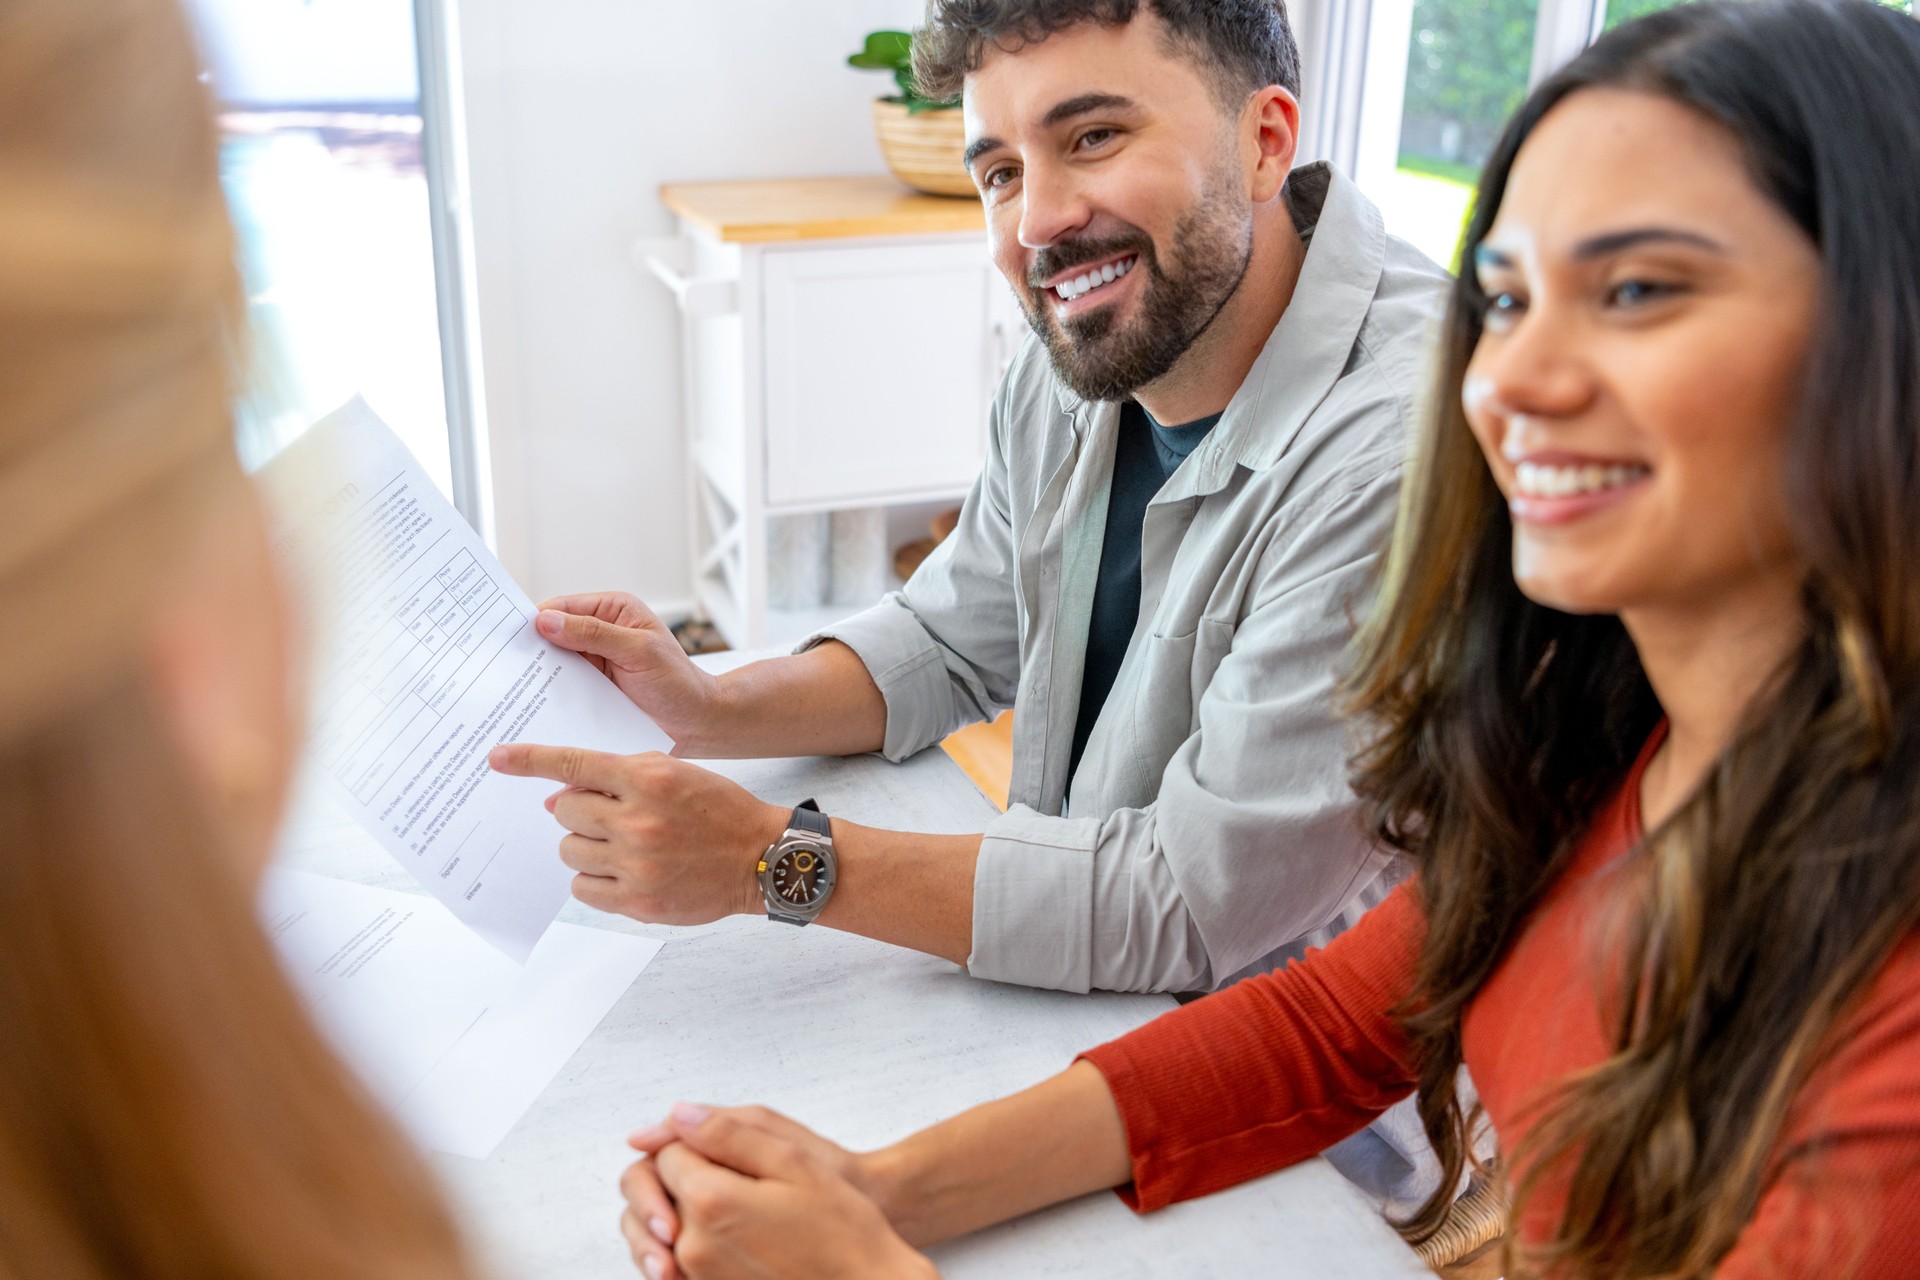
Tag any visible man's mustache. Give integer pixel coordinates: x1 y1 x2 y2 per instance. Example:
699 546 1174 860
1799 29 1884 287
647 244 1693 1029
1027 231 1154 290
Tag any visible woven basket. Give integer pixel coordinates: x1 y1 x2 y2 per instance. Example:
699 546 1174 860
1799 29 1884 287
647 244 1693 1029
1413 1176 1510 1269
871 99 974 198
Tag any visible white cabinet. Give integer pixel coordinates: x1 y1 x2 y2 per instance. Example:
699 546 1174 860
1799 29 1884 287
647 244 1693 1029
641 177 1023 648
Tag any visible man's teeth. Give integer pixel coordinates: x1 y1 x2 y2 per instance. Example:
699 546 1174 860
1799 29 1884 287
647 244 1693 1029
1513 461 1649 498
1054 257 1135 301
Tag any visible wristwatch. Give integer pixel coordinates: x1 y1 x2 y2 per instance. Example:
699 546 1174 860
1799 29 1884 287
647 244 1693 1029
756 799 837 925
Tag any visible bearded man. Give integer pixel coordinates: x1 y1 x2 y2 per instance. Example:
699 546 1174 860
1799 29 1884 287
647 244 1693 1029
493 0 1450 1202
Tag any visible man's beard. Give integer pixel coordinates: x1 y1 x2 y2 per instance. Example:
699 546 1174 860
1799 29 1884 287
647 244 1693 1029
1018 170 1254 404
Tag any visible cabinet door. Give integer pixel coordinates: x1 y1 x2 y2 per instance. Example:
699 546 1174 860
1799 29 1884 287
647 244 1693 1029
762 240 996 507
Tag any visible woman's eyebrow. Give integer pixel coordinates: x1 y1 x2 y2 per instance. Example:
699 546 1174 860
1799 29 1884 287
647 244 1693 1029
1571 227 1729 260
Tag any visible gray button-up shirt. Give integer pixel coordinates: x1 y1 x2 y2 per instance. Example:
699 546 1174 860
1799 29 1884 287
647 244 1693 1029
810 164 1449 994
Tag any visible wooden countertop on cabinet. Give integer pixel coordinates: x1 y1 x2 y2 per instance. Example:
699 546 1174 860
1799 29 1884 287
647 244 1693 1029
659 174 985 244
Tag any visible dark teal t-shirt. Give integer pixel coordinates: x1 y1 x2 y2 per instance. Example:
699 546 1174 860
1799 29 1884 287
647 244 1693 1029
1068 401 1220 781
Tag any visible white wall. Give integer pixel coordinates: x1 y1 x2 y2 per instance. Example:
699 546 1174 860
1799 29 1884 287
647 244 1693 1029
458 0 926 612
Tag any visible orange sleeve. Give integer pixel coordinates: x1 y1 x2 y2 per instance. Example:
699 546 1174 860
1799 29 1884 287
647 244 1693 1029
1715 937 1920 1279
1079 882 1428 1212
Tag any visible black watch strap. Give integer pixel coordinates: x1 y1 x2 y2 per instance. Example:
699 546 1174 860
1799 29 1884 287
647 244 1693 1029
789 798 831 837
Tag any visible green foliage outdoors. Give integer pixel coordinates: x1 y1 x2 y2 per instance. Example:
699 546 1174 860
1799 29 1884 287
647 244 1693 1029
1602 0 1689 27
1400 0 1536 166
1396 152 1481 187
848 30 956 114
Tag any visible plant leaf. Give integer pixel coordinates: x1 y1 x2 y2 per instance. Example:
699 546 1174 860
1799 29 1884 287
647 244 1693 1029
848 29 912 69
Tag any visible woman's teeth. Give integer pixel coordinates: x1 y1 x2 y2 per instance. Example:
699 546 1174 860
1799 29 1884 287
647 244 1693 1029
1054 256 1135 302
1513 461 1649 498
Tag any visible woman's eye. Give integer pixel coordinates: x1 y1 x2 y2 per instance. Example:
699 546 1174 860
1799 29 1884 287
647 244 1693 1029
1482 291 1526 328
1606 279 1675 308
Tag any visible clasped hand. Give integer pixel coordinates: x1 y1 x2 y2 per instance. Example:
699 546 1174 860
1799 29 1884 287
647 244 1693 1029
619 1103 933 1280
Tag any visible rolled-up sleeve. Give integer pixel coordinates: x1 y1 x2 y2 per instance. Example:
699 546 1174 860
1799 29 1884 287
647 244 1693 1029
802 380 1026 763
968 461 1404 994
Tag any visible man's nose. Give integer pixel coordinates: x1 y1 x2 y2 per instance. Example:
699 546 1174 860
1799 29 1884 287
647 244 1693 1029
1017 159 1093 254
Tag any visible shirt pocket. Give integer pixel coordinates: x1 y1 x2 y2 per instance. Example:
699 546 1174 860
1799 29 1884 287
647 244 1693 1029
1123 617 1235 789
1190 616 1236 711
1121 626 1199 791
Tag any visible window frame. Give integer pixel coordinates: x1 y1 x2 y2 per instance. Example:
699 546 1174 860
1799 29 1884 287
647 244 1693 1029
1300 0 1609 178
415 0 493 539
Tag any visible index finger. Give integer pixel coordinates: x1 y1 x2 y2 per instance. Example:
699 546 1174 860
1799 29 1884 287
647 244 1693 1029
488 742 627 793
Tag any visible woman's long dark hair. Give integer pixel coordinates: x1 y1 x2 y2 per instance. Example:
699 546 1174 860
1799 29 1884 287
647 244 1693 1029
1344 2 1920 1275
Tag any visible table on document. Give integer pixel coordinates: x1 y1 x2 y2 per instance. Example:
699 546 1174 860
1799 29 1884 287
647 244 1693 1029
283 655 1433 1280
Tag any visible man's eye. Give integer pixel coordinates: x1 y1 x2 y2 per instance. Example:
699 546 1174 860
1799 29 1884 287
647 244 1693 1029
1076 128 1115 150
983 165 1019 190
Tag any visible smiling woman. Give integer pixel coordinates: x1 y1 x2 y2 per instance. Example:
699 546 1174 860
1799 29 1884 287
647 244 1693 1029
1348 1 1920 1272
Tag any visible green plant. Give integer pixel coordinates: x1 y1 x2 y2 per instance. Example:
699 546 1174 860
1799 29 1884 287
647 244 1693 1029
848 30 955 114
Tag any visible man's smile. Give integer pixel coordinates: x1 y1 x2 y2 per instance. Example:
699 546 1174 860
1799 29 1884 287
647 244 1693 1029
1042 253 1140 318
1045 252 1138 300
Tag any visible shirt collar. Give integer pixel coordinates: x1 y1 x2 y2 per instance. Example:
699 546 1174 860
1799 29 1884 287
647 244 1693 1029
1047 163 1388 485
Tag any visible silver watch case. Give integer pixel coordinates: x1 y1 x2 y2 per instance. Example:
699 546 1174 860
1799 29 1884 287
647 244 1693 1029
756 825 837 923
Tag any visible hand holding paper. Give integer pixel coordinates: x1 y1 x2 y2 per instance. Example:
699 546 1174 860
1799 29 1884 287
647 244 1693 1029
521 594 726 750
263 398 672 959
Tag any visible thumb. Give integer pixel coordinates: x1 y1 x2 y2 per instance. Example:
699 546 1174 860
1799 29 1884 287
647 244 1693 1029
665 1103 809 1182
535 608 648 663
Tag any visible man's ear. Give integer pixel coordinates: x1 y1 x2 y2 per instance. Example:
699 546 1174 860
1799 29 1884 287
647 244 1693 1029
1246 86 1301 203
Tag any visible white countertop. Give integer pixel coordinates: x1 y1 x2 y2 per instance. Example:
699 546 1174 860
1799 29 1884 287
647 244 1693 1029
279 656 1430 1278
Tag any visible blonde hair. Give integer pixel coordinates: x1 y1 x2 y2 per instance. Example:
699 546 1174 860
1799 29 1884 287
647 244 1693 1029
0 1 473 1275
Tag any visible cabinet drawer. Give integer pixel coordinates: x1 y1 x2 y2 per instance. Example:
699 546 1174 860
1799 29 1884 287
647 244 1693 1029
762 241 996 506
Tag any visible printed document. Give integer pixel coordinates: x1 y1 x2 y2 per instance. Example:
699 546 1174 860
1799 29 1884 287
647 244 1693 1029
262 398 672 960
264 868 660 1159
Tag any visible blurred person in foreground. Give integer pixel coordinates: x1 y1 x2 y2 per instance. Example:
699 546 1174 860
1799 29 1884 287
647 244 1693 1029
614 3 1920 1277
0 1 473 1275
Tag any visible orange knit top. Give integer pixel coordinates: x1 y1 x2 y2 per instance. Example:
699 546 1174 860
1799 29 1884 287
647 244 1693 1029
1080 734 1920 1274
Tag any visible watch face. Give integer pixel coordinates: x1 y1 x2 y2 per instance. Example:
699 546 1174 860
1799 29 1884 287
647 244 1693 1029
767 844 829 909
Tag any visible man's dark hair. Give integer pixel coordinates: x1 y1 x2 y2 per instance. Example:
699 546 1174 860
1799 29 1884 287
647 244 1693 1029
911 0 1301 107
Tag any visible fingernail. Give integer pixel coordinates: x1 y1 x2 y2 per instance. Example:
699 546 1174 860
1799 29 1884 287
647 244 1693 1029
649 1216 673 1245
670 1101 712 1126
642 1254 664 1280
628 1124 667 1147
537 609 564 634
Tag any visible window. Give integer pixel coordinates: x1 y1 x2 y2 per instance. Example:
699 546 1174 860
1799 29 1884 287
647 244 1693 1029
188 0 466 504
1374 0 1540 269
1339 0 1920 268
